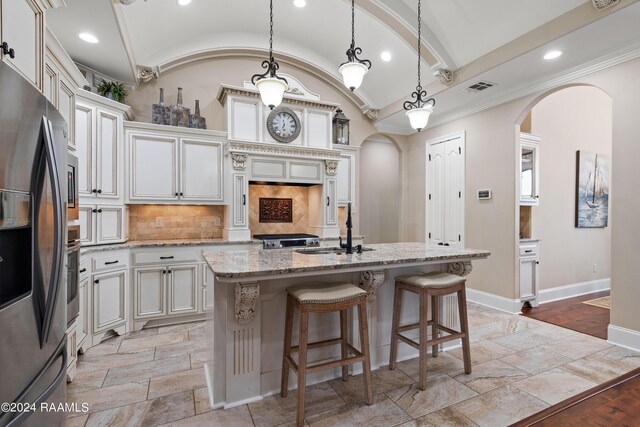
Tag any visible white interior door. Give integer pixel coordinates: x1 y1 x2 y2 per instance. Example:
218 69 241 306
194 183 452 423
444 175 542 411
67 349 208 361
427 133 465 247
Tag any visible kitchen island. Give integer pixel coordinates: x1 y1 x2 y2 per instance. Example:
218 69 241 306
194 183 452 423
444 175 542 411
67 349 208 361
203 242 490 409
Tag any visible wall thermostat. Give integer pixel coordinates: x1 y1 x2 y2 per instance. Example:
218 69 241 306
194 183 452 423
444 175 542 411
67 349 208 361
477 189 492 200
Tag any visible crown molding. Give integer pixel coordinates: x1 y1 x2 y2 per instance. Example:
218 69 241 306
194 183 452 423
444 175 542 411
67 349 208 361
426 41 640 130
226 140 342 161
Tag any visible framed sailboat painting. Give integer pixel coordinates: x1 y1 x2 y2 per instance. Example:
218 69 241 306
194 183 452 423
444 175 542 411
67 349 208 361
576 150 610 228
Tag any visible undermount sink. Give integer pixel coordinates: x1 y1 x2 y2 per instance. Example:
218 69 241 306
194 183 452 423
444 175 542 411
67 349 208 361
295 246 374 255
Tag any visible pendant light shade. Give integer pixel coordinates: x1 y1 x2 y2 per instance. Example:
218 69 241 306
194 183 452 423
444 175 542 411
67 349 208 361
404 0 436 132
405 105 433 132
339 0 371 91
251 0 288 109
339 62 369 92
255 77 288 110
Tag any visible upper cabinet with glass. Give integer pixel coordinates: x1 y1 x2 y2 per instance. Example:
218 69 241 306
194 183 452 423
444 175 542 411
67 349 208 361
519 133 541 206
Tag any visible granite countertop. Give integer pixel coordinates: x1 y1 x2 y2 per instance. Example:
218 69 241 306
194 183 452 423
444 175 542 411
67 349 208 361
204 242 490 279
80 238 261 255
519 238 541 243
79 235 365 255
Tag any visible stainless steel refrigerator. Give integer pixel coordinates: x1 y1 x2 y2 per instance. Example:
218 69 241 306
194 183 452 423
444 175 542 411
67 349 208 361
0 61 67 426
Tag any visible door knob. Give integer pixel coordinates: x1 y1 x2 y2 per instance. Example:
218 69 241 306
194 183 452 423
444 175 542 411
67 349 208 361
1 42 15 59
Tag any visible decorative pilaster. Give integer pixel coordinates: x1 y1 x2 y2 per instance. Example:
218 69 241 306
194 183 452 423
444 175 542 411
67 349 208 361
234 283 259 323
325 160 339 176
231 153 248 170
592 0 619 10
359 270 385 301
434 69 454 86
448 261 473 277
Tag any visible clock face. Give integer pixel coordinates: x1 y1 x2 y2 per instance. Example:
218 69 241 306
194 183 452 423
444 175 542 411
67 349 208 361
267 107 301 143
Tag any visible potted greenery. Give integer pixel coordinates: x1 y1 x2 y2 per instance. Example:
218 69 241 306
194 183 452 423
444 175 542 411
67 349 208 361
97 80 127 104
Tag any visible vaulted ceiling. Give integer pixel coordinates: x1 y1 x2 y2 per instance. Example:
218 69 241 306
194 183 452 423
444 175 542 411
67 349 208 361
46 0 640 133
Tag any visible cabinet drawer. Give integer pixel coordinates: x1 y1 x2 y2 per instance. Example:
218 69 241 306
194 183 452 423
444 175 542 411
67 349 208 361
92 252 129 272
519 245 537 257
132 250 200 266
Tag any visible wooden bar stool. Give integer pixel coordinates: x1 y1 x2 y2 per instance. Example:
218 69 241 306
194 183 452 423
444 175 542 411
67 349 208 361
389 272 471 390
281 282 373 427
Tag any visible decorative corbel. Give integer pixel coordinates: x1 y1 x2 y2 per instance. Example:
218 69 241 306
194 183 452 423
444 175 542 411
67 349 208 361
447 261 473 277
235 283 259 323
325 160 339 176
362 108 379 121
434 69 454 86
359 270 385 301
137 65 159 83
231 153 248 170
592 0 619 11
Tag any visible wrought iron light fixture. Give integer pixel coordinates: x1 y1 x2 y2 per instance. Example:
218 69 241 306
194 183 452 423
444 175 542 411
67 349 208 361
339 0 371 91
404 0 435 132
251 0 288 110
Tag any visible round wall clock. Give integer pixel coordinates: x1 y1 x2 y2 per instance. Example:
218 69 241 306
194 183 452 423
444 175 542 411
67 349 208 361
266 107 301 143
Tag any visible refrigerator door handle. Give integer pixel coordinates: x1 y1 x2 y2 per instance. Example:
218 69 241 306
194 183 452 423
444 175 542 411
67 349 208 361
3 338 67 427
40 117 64 346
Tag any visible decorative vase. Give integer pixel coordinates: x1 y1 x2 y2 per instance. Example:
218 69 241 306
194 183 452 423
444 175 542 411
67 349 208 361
189 99 206 129
152 88 170 125
170 87 190 127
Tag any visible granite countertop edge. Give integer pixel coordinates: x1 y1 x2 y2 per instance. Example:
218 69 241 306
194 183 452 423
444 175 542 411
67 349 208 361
79 235 365 255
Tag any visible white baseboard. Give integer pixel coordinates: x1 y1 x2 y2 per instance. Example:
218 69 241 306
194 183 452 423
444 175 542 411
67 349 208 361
607 324 640 352
538 279 610 304
466 288 521 314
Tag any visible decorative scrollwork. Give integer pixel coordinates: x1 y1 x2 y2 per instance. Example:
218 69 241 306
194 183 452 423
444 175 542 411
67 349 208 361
340 44 372 70
434 69 454 86
403 86 436 111
325 160 339 176
250 57 289 87
447 261 473 277
359 270 385 301
235 283 260 323
137 66 158 83
231 153 248 170
592 0 619 10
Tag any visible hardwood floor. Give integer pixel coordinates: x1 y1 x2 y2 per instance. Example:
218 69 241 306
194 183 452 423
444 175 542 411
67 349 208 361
521 291 610 339
511 367 640 427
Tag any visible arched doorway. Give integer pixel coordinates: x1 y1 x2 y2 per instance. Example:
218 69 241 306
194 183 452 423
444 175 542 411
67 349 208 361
359 134 402 243
516 85 613 339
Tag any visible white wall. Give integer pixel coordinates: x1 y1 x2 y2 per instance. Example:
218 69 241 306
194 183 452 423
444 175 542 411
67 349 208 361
359 137 402 243
530 86 612 290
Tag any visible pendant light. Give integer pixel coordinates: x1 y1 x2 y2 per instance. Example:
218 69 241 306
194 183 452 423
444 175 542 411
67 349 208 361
339 0 371 91
404 0 435 132
251 0 288 110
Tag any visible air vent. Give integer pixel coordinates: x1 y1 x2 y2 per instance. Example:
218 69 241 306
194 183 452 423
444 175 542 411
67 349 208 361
465 81 496 93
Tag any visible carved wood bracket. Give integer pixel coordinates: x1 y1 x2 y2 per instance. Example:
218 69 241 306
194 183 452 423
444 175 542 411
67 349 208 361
447 261 473 277
231 153 248 170
592 0 619 10
325 160 339 176
235 283 259 323
359 270 385 301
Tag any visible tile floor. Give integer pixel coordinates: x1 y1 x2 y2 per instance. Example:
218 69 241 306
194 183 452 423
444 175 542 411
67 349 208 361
66 302 640 427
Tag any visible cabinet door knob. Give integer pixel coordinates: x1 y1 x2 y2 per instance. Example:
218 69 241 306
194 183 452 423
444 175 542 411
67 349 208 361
97 209 102 213
92 189 97 193
536 261 540 265
92 209 97 213
94 279 99 284
97 189 102 194
1 42 15 59
175 192 179 197
167 270 172 274
162 270 166 274
179 192 184 197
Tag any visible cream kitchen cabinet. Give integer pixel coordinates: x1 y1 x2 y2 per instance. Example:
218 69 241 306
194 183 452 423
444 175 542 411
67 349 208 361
336 148 357 208
77 276 89 353
0 0 44 90
519 241 540 305
126 123 225 204
519 133 541 206
78 205 128 246
92 268 128 335
133 262 199 328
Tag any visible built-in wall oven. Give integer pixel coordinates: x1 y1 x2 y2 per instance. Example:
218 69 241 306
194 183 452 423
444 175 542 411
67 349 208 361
67 224 81 326
67 153 78 221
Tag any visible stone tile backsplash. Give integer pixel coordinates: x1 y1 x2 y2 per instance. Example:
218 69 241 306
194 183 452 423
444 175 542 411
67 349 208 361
249 184 309 235
129 205 224 241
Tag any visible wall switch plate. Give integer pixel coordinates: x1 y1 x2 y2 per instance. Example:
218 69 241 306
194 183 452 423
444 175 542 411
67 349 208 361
477 189 492 200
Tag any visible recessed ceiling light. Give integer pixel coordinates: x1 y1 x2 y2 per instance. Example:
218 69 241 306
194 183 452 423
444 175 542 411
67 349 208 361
293 0 306 7
380 51 392 62
78 32 99 44
544 50 562 60
177 0 192 5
